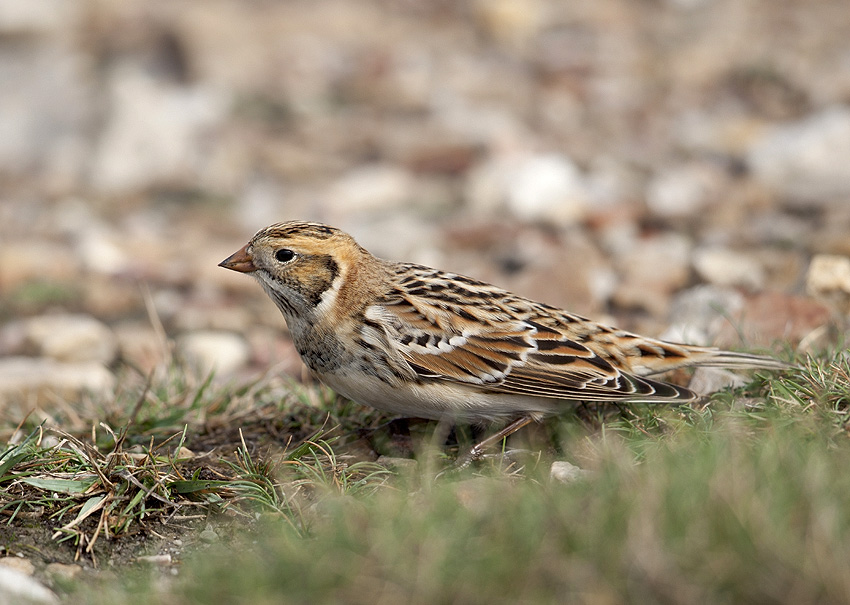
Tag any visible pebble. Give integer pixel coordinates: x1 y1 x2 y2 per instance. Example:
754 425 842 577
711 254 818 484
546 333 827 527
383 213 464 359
324 164 415 215
692 247 766 290
0 357 115 405
91 69 226 193
0 314 117 364
0 566 58 605
612 233 692 316
466 153 589 227
688 367 749 396
662 285 745 345
748 105 850 203
176 331 251 375
42 563 82 583
645 163 723 218
806 254 850 315
549 461 590 484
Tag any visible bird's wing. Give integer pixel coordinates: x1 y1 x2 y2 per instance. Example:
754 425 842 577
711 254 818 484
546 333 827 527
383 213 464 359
368 273 698 403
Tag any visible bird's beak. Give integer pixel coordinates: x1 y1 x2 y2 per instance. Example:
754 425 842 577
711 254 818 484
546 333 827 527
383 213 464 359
219 243 257 273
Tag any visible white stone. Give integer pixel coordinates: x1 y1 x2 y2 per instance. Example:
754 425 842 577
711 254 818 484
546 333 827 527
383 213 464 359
688 367 748 396
662 285 745 345
2 314 117 364
550 461 590 484
693 247 765 290
466 152 589 226
748 106 850 203
0 357 115 403
91 68 227 193
0 566 58 605
0 0 76 34
806 254 850 314
325 164 414 214
507 154 588 225
646 163 722 217
177 331 251 375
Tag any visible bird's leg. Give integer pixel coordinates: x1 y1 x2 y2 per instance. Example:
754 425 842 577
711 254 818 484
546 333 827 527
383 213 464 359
455 415 535 469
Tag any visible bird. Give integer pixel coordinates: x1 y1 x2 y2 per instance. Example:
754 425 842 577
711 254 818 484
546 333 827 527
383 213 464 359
220 221 789 459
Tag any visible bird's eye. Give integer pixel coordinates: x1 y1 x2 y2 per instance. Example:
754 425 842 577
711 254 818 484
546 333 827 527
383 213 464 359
275 248 296 263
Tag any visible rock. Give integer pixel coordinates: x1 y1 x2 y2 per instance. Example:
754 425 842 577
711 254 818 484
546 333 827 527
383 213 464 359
748 105 850 203
0 0 77 34
806 254 850 315
1 314 117 364
693 247 766 290
550 461 590 484
466 153 589 227
0 241 81 291
663 285 746 345
198 526 219 544
507 154 589 225
0 357 115 405
324 164 415 215
688 367 749 396
176 331 251 375
113 322 168 374
91 68 227 193
136 554 172 566
42 563 82 583
612 233 693 316
668 286 830 348
0 566 58 605
0 557 35 576
645 163 724 218
712 292 831 348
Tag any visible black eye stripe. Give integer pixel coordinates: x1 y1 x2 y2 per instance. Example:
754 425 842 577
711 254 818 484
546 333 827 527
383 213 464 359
275 249 295 263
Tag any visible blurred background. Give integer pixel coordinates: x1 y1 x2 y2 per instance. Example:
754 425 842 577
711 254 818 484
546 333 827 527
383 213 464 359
1 0 849 408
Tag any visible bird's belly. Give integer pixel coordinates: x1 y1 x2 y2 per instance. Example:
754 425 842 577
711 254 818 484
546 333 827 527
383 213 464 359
316 370 561 423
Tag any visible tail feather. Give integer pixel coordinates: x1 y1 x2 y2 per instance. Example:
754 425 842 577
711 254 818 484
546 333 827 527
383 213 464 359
636 344 792 376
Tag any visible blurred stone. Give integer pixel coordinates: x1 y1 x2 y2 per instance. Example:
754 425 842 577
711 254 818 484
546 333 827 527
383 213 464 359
507 154 589 225
748 105 850 203
176 331 251 375
713 292 832 347
693 247 766 290
550 460 590 484
1 314 117 364
324 164 415 215
0 39 92 183
245 329 304 378
113 322 168 373
806 254 850 315
663 285 746 345
466 153 589 227
0 0 77 34
0 558 34 576
472 0 543 48
75 228 130 275
612 233 692 316
91 68 227 193
42 563 82 583
0 357 115 406
645 163 724 218
688 367 748 396
0 241 81 291
0 566 58 605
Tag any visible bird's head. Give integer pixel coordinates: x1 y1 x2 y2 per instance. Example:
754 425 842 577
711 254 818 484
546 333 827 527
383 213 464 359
219 221 368 320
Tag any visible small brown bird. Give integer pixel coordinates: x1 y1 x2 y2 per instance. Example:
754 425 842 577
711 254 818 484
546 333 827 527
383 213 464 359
220 221 787 458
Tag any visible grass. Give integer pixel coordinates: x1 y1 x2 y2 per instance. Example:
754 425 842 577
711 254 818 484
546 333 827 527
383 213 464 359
2 348 849 603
